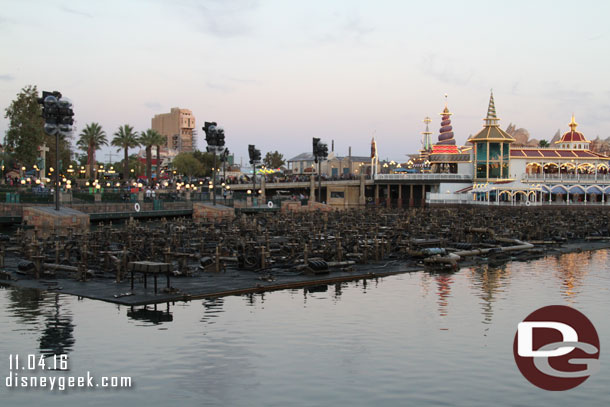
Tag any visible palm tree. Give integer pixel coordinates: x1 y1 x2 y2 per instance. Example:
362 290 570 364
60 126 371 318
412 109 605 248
77 123 107 178
111 125 140 181
539 140 550 148
155 135 166 177
138 129 165 182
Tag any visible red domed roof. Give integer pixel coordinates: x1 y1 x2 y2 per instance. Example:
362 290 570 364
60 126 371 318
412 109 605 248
558 130 589 143
555 115 590 144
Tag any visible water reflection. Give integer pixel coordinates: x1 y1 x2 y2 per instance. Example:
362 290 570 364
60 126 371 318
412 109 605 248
201 298 225 324
39 293 75 356
127 303 173 325
6 287 45 326
467 264 511 325
551 252 591 300
433 273 454 317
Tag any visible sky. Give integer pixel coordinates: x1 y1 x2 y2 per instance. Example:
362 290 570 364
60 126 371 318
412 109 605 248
1 0 609 165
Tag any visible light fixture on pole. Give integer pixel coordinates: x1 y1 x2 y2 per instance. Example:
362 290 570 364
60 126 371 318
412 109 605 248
37 90 74 211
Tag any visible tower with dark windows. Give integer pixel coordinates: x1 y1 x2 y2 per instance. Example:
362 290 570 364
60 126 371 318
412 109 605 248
419 116 433 160
467 91 515 181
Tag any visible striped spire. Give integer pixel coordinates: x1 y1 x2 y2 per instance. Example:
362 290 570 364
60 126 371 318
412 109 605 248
484 89 499 126
437 95 455 145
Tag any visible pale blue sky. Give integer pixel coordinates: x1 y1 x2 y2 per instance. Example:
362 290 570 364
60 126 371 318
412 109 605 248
1 0 609 164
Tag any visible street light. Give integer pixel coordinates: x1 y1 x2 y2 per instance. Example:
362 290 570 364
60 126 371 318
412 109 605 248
204 121 226 206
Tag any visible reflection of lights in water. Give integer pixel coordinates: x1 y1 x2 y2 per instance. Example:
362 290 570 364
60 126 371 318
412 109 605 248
467 264 511 326
435 274 454 317
420 272 431 297
554 252 591 299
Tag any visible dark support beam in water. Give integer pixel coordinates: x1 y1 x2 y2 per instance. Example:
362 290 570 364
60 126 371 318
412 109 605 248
386 184 391 208
421 184 426 207
375 184 379 205
409 184 414 207
397 184 402 208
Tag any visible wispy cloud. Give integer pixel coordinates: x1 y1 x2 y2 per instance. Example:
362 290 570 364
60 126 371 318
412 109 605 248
421 54 474 86
0 74 14 81
144 101 162 109
587 33 605 41
307 13 375 47
225 76 260 85
206 81 233 92
543 82 592 104
343 16 374 38
59 5 94 18
172 0 259 38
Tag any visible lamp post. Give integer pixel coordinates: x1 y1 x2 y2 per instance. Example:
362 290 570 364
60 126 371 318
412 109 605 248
312 138 328 203
37 91 74 211
203 122 226 206
247 145 261 202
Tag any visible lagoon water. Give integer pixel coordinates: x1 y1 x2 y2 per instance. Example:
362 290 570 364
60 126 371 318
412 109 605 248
1 250 609 406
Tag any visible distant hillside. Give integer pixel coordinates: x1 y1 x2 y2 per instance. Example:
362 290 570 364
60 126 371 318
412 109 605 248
505 123 539 147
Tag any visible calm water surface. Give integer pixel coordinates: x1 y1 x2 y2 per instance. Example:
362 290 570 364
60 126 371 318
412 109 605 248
1 250 609 406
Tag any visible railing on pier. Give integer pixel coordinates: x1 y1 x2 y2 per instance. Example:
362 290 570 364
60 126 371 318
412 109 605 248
375 173 472 182
522 174 610 183
426 192 473 205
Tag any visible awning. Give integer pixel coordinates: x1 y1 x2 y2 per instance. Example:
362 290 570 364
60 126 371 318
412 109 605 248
550 185 567 194
567 186 585 194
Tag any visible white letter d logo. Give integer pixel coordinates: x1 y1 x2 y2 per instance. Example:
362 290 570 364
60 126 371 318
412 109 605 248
518 322 578 357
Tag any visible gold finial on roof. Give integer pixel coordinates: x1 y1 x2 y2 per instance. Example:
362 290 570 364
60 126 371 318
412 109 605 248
569 114 578 131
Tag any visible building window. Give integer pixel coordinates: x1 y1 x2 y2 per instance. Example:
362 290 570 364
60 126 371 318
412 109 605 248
476 143 487 161
489 143 501 160
476 163 487 179
330 191 344 198
489 163 501 178
502 162 509 178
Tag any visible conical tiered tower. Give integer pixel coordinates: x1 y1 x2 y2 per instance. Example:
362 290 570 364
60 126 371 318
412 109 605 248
431 95 459 154
468 90 515 181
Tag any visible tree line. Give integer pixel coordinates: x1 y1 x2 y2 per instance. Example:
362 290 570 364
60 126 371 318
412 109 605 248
4 85 286 181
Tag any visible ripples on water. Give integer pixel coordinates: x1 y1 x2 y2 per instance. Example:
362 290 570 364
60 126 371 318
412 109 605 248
0 251 608 407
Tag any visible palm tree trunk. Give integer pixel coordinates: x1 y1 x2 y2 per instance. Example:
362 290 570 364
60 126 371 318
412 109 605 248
156 145 161 174
124 148 129 181
146 146 152 182
88 146 94 179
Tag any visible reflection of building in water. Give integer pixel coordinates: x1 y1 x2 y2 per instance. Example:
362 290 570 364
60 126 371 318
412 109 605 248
467 264 511 325
553 252 591 299
127 303 173 325
39 294 75 357
434 274 454 317
7 288 45 324
201 298 225 323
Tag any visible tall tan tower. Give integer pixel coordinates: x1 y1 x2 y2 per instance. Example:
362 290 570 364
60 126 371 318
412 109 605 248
151 108 196 153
